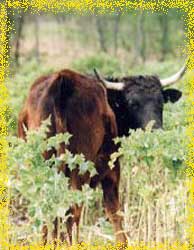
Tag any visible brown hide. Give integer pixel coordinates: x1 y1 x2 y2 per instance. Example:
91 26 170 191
18 69 127 245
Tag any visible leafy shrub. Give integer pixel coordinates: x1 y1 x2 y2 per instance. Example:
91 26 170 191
8 119 97 243
163 97 188 130
72 53 121 75
110 122 187 242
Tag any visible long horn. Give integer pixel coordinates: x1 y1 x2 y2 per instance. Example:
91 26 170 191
94 68 125 91
160 61 188 87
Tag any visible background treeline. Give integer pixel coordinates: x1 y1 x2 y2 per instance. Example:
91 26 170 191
7 9 185 68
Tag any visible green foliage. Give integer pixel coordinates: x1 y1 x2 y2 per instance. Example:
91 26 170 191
109 120 187 241
111 122 186 183
8 119 96 240
72 53 121 75
163 97 188 130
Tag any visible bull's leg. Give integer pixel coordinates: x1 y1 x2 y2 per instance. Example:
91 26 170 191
65 169 87 244
66 204 83 244
42 218 66 245
52 217 66 243
101 167 127 245
47 199 83 245
42 224 48 245
45 169 86 245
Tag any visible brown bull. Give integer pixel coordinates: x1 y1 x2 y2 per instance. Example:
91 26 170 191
18 69 127 244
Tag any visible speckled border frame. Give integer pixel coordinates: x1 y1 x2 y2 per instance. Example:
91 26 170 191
0 0 193 249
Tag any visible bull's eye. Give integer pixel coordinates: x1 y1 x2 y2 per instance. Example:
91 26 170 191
132 103 139 110
128 100 140 110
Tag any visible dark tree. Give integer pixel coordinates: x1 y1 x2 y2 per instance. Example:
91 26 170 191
113 13 121 56
135 11 146 63
34 15 40 63
14 11 25 66
159 13 170 61
95 16 107 52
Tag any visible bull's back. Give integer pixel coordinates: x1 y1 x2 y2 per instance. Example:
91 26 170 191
18 69 117 162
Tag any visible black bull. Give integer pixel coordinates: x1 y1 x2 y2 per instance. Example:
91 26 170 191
94 64 186 136
105 75 182 136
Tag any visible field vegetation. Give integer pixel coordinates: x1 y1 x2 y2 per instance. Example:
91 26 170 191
6 10 192 245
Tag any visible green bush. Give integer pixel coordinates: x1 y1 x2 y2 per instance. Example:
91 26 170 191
72 53 122 75
110 121 187 241
9 118 97 243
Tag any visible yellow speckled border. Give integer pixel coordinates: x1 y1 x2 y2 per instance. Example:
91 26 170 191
0 0 193 249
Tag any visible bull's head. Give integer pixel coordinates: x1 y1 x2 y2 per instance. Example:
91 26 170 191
94 63 186 131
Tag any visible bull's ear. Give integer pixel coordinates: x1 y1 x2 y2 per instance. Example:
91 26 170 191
162 89 182 103
48 73 74 108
